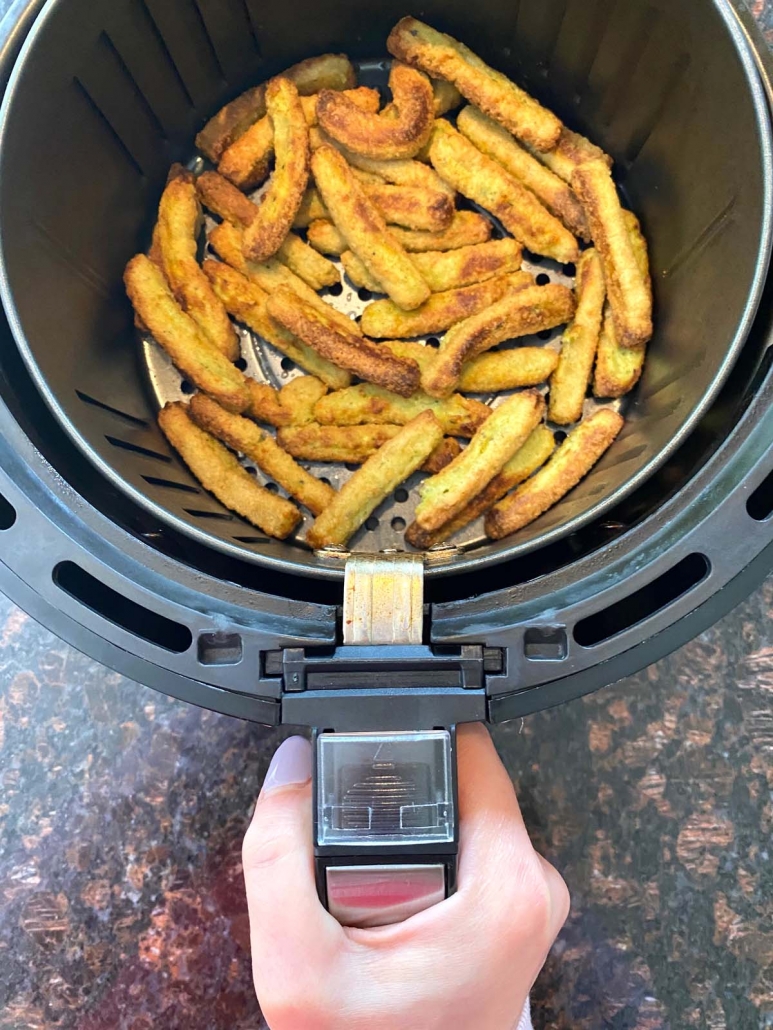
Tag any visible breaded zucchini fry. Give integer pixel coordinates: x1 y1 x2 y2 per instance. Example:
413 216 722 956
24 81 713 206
424 284 575 398
405 424 555 548
277 422 460 471
340 251 384 292
158 403 300 538
267 286 421 396
414 391 544 531
329 148 455 198
422 436 462 473
247 381 292 426
548 248 606 424
312 145 431 310
195 53 355 162
429 121 579 263
572 160 652 348
432 78 463 116
203 260 350 389
292 187 330 228
593 211 651 397
243 78 310 263
456 106 588 239
485 409 624 539
410 239 523 292
276 233 340 290
156 172 239 361
363 183 453 231
197 170 258 227
219 87 380 190
125 256 248 413
306 410 444 549
525 127 611 184
390 211 492 252
278 376 329 424
307 218 346 255
313 383 490 437
318 63 434 160
458 347 559 392
388 17 561 151
188 394 335 516
360 271 532 339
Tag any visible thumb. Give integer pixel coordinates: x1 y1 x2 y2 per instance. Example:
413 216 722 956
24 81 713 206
243 737 341 1006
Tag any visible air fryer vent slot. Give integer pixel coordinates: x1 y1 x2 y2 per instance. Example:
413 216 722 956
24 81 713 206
76 391 149 427
747 470 773 522
0 490 16 530
142 474 200 493
106 435 172 462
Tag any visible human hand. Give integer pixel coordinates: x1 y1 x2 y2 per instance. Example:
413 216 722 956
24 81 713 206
243 724 569 1030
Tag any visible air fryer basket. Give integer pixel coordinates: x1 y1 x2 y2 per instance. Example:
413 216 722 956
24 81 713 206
0 0 770 580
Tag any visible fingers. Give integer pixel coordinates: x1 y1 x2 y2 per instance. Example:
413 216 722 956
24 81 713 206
243 736 342 1016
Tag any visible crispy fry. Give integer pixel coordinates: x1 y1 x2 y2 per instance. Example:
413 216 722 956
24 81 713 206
327 148 455 198
422 436 463 473
456 106 588 240
341 251 383 292
195 54 355 162
485 409 624 539
388 17 561 151
276 422 460 471
219 88 380 190
276 233 340 290
424 283 575 398
390 210 492 252
313 383 490 437
549 249 606 424
278 376 329 423
155 174 240 361
318 63 434 160
312 145 431 310
188 394 335 516
208 220 358 338
362 182 454 231
243 78 309 263
432 78 463 116
125 256 248 412
593 211 651 398
525 127 611 184
572 160 652 349
458 348 559 392
292 187 330 228
406 425 555 548
360 271 533 339
197 170 259 227
414 391 544 531
158 402 301 538
410 239 523 292
429 121 579 263
203 260 349 389
247 382 292 426
306 218 346 255
306 410 444 549
267 286 420 396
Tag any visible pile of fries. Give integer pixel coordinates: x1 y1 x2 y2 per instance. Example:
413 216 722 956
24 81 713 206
125 17 653 551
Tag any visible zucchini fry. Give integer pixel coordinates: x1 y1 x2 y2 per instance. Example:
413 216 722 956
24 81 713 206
414 391 545 531
363 182 453 232
125 255 249 413
292 187 330 229
277 422 460 472
485 409 624 539
340 251 384 292
306 410 444 549
410 239 523 292
432 78 463 116
383 339 558 392
525 127 611 185
158 403 301 538
313 383 490 437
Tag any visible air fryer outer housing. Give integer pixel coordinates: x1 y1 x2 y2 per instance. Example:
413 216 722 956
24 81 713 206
0 0 772 730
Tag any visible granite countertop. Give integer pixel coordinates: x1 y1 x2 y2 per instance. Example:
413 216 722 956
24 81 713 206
3 3 773 1030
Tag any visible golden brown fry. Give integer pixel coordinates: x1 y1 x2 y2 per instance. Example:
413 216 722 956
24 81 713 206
422 436 463 474
125 256 248 413
414 391 544 532
525 127 611 184
312 145 431 310
278 376 329 424
329 148 455 198
485 409 624 539
593 211 651 398
458 348 559 392
424 284 575 398
360 272 533 339
218 88 380 190
363 182 453 232
247 381 293 427
341 251 384 292
313 383 490 437
306 410 443 549
549 249 606 424
388 17 561 151
158 402 301 538
432 78 463 116
318 63 434 160
572 160 652 348
156 174 239 361
306 218 346 255
410 239 523 292
202 259 350 389
243 78 310 263
278 422 404 462
195 54 355 162
188 393 335 517
276 233 340 290
456 106 588 240
429 121 579 263
208 221 358 337
267 286 420 396
405 425 555 548
292 187 330 228
389 211 492 252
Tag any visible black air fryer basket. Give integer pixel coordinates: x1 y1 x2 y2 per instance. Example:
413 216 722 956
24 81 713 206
1 0 773 919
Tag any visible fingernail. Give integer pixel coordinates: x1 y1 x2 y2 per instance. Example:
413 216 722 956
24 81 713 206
262 736 312 793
